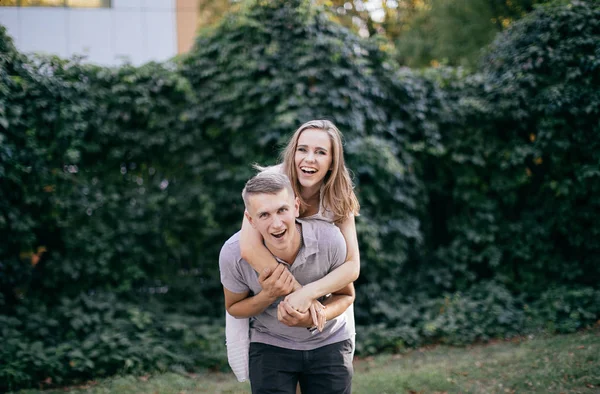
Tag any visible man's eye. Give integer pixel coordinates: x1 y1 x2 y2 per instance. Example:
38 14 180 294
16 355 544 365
278 208 288 213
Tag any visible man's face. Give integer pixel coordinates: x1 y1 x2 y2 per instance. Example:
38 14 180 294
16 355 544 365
246 188 300 255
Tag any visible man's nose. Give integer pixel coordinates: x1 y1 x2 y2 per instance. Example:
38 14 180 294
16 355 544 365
272 215 283 228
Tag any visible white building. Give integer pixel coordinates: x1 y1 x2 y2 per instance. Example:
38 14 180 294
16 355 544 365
0 0 199 66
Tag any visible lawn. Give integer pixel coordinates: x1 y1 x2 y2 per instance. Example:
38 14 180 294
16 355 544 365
16 329 599 394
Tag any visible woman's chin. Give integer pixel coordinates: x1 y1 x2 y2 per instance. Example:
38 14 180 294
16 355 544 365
299 176 324 189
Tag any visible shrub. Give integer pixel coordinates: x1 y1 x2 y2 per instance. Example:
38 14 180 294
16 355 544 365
528 286 600 333
476 0 600 290
0 32 220 310
0 292 227 391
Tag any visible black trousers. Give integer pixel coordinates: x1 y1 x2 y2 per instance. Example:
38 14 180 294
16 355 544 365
249 339 353 394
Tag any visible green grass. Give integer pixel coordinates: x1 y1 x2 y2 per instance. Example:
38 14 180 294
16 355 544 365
352 329 599 394
16 329 600 394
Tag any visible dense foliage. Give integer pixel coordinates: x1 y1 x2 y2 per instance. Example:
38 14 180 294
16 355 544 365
412 0 600 297
195 0 550 69
1 0 599 390
0 28 222 390
392 0 549 68
0 293 226 388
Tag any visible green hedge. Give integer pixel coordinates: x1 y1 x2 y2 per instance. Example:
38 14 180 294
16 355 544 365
0 293 227 390
1 0 599 390
1 29 224 390
479 0 600 290
0 37 220 309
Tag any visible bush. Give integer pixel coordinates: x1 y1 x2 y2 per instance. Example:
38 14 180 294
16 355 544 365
422 282 525 345
528 286 600 333
0 26 224 390
0 292 227 392
356 282 525 355
0 30 221 311
405 0 600 298
477 0 600 290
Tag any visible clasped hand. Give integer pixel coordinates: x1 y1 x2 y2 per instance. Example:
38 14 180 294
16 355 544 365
258 265 326 331
257 264 295 299
278 299 326 331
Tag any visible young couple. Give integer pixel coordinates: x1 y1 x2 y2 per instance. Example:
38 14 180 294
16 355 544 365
219 120 360 394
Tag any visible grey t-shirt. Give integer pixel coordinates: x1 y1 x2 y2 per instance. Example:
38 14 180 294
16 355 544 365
219 218 351 351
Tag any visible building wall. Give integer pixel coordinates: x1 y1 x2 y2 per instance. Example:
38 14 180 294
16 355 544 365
0 0 197 66
176 0 197 54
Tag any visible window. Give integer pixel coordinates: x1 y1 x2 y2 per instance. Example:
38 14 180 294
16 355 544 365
66 0 111 7
0 0 111 7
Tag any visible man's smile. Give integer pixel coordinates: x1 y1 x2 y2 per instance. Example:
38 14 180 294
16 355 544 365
272 229 287 239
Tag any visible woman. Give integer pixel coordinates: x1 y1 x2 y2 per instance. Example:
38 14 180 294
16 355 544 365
226 120 360 382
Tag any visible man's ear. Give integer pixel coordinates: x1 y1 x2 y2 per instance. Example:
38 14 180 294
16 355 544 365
294 197 300 218
245 210 256 228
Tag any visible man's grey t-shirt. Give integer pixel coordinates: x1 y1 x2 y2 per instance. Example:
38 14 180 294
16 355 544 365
219 218 351 351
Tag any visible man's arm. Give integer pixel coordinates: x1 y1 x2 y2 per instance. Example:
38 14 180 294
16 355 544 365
321 282 355 321
224 287 274 318
224 264 295 318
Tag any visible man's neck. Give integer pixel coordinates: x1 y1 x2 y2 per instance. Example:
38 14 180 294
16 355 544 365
267 223 303 265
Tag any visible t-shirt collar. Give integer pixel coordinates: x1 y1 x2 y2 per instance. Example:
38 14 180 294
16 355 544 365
272 218 318 268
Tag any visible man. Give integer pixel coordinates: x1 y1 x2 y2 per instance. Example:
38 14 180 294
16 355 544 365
219 171 354 394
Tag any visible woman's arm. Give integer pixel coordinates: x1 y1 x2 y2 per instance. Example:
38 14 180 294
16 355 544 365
285 215 360 310
277 283 355 328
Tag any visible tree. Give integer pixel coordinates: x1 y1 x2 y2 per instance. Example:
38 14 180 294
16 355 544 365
395 0 548 68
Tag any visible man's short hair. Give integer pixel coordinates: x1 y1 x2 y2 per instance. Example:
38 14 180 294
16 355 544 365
242 171 294 210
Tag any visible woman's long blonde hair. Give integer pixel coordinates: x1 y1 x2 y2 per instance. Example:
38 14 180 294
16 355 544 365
280 120 360 223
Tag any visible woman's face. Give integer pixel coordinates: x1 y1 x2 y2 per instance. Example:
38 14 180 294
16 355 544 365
294 128 333 193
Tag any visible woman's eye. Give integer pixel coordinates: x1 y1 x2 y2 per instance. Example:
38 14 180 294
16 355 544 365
297 147 306 152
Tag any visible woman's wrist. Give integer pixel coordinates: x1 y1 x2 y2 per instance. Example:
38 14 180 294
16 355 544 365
300 282 321 301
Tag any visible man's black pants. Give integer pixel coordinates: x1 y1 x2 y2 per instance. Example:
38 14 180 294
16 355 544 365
249 339 353 394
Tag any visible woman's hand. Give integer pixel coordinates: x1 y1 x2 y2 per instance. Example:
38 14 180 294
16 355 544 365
284 287 314 314
277 301 312 328
285 288 327 331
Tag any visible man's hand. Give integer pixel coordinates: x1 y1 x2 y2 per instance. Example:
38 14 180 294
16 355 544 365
308 300 327 332
258 264 295 300
277 301 313 328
